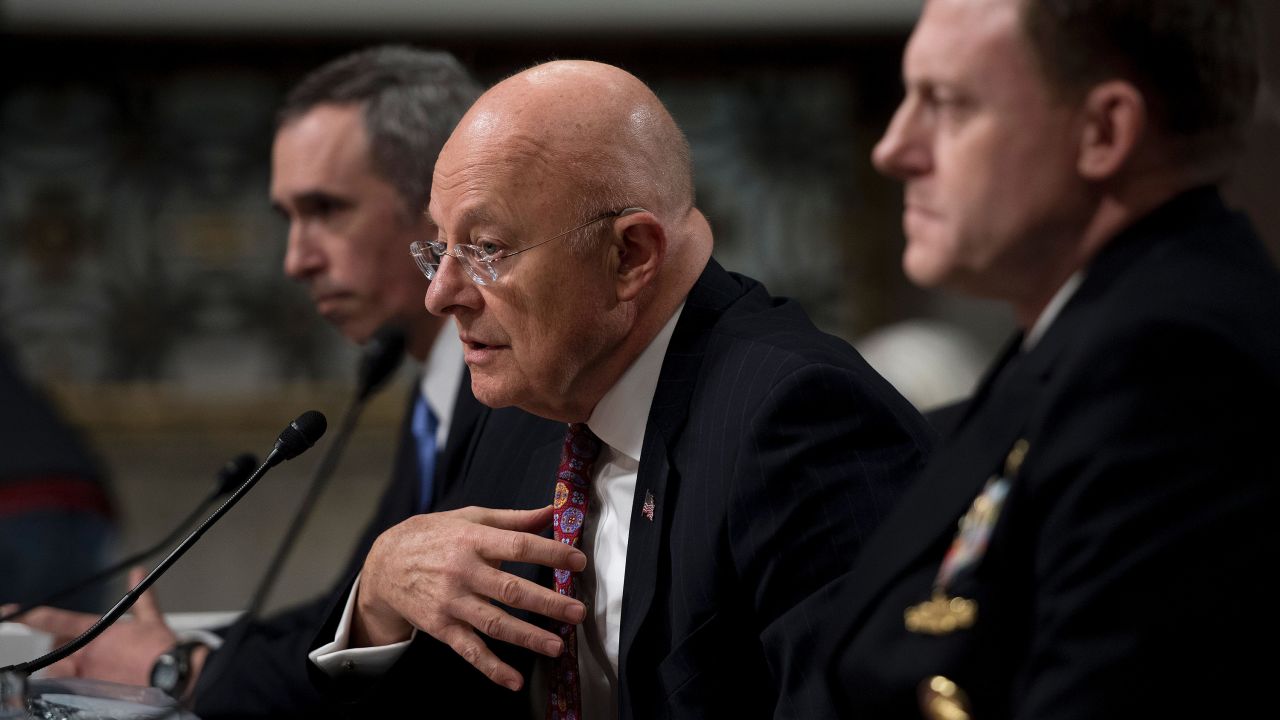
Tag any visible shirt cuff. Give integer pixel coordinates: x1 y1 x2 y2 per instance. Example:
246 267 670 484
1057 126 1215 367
174 628 224 651
308 573 416 677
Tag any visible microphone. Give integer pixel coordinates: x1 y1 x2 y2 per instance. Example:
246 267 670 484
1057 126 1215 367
191 328 405 694
239 325 406 620
0 453 259 624
0 412 327 677
272 411 328 461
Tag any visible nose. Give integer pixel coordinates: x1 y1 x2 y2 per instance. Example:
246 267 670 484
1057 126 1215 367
283 220 324 280
425 252 483 318
872 97 930 180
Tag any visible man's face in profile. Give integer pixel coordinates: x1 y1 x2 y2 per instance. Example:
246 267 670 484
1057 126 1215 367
872 0 1087 300
424 114 627 420
271 103 432 346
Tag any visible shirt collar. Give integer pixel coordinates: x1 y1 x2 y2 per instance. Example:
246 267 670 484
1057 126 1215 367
587 303 685 462
1023 271 1084 351
419 322 464 442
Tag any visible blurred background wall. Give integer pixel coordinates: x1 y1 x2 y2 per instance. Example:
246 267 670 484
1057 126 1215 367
2 0 1277 614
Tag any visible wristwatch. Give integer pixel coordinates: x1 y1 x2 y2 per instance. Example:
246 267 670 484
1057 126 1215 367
149 640 203 698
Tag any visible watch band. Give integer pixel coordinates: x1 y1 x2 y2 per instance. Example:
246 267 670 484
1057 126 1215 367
149 639 204 699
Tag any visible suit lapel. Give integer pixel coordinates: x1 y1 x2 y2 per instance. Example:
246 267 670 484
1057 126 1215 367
830 336 1044 635
618 260 747 672
831 244 1128 635
389 383 426 519
436 366 487 504
341 381 429 582
526 437 564 511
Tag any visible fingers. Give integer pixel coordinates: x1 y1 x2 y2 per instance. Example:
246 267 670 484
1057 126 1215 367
127 566 147 588
452 588 569 658
126 566 163 624
40 655 79 678
435 623 525 692
473 522 586 572
17 606 97 641
362 505 591 691
459 505 555 534
470 565 585 626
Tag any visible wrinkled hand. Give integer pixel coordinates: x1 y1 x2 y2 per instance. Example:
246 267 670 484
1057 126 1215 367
12 567 178 686
354 505 587 691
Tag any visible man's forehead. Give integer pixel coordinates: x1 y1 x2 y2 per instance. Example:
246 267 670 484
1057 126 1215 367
427 199 499 230
432 131 567 216
429 143 505 223
906 0 1023 80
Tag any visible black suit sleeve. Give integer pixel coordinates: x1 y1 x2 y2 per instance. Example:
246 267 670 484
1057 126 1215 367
732 364 930 713
732 362 931 627
191 597 334 719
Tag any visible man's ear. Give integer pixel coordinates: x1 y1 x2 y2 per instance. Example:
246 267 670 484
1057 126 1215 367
1077 80 1146 180
612 210 665 302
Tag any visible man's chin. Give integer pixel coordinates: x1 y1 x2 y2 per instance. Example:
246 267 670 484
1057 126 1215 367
338 324 379 347
468 374 518 411
902 247 952 289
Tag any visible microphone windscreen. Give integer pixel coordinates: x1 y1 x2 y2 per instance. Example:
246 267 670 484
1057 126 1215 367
273 411 328 460
357 325 407 401
215 453 260 496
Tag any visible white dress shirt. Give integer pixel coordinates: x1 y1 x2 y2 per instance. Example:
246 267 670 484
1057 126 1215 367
421 322 465 450
574 302 683 719
312 305 686 720
1023 272 1084 351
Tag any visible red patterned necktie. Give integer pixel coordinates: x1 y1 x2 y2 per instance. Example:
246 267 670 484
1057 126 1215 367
548 422 602 720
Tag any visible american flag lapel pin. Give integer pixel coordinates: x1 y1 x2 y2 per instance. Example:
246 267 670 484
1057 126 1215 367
641 490 656 521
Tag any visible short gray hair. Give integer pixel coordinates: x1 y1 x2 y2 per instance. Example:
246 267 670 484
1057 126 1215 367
278 46 482 214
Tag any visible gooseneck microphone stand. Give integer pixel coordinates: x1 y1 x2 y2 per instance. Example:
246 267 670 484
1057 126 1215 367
238 325 406 621
1 411 327 678
0 453 258 625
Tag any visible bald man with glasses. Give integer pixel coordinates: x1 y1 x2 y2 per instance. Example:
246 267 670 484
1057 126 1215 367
310 60 933 719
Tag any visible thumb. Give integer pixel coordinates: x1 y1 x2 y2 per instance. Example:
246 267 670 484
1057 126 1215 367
127 566 163 623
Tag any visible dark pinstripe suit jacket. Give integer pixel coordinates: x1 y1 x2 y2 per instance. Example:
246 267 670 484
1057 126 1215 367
778 187 1280 719
312 258 933 719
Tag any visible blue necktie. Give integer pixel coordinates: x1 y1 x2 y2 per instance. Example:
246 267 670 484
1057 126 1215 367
410 392 439 514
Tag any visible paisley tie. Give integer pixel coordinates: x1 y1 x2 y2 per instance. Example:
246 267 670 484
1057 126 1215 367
548 422 602 720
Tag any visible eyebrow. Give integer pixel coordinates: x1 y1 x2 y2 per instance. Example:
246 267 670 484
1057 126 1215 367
428 205 503 241
301 189 352 209
271 189 348 220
